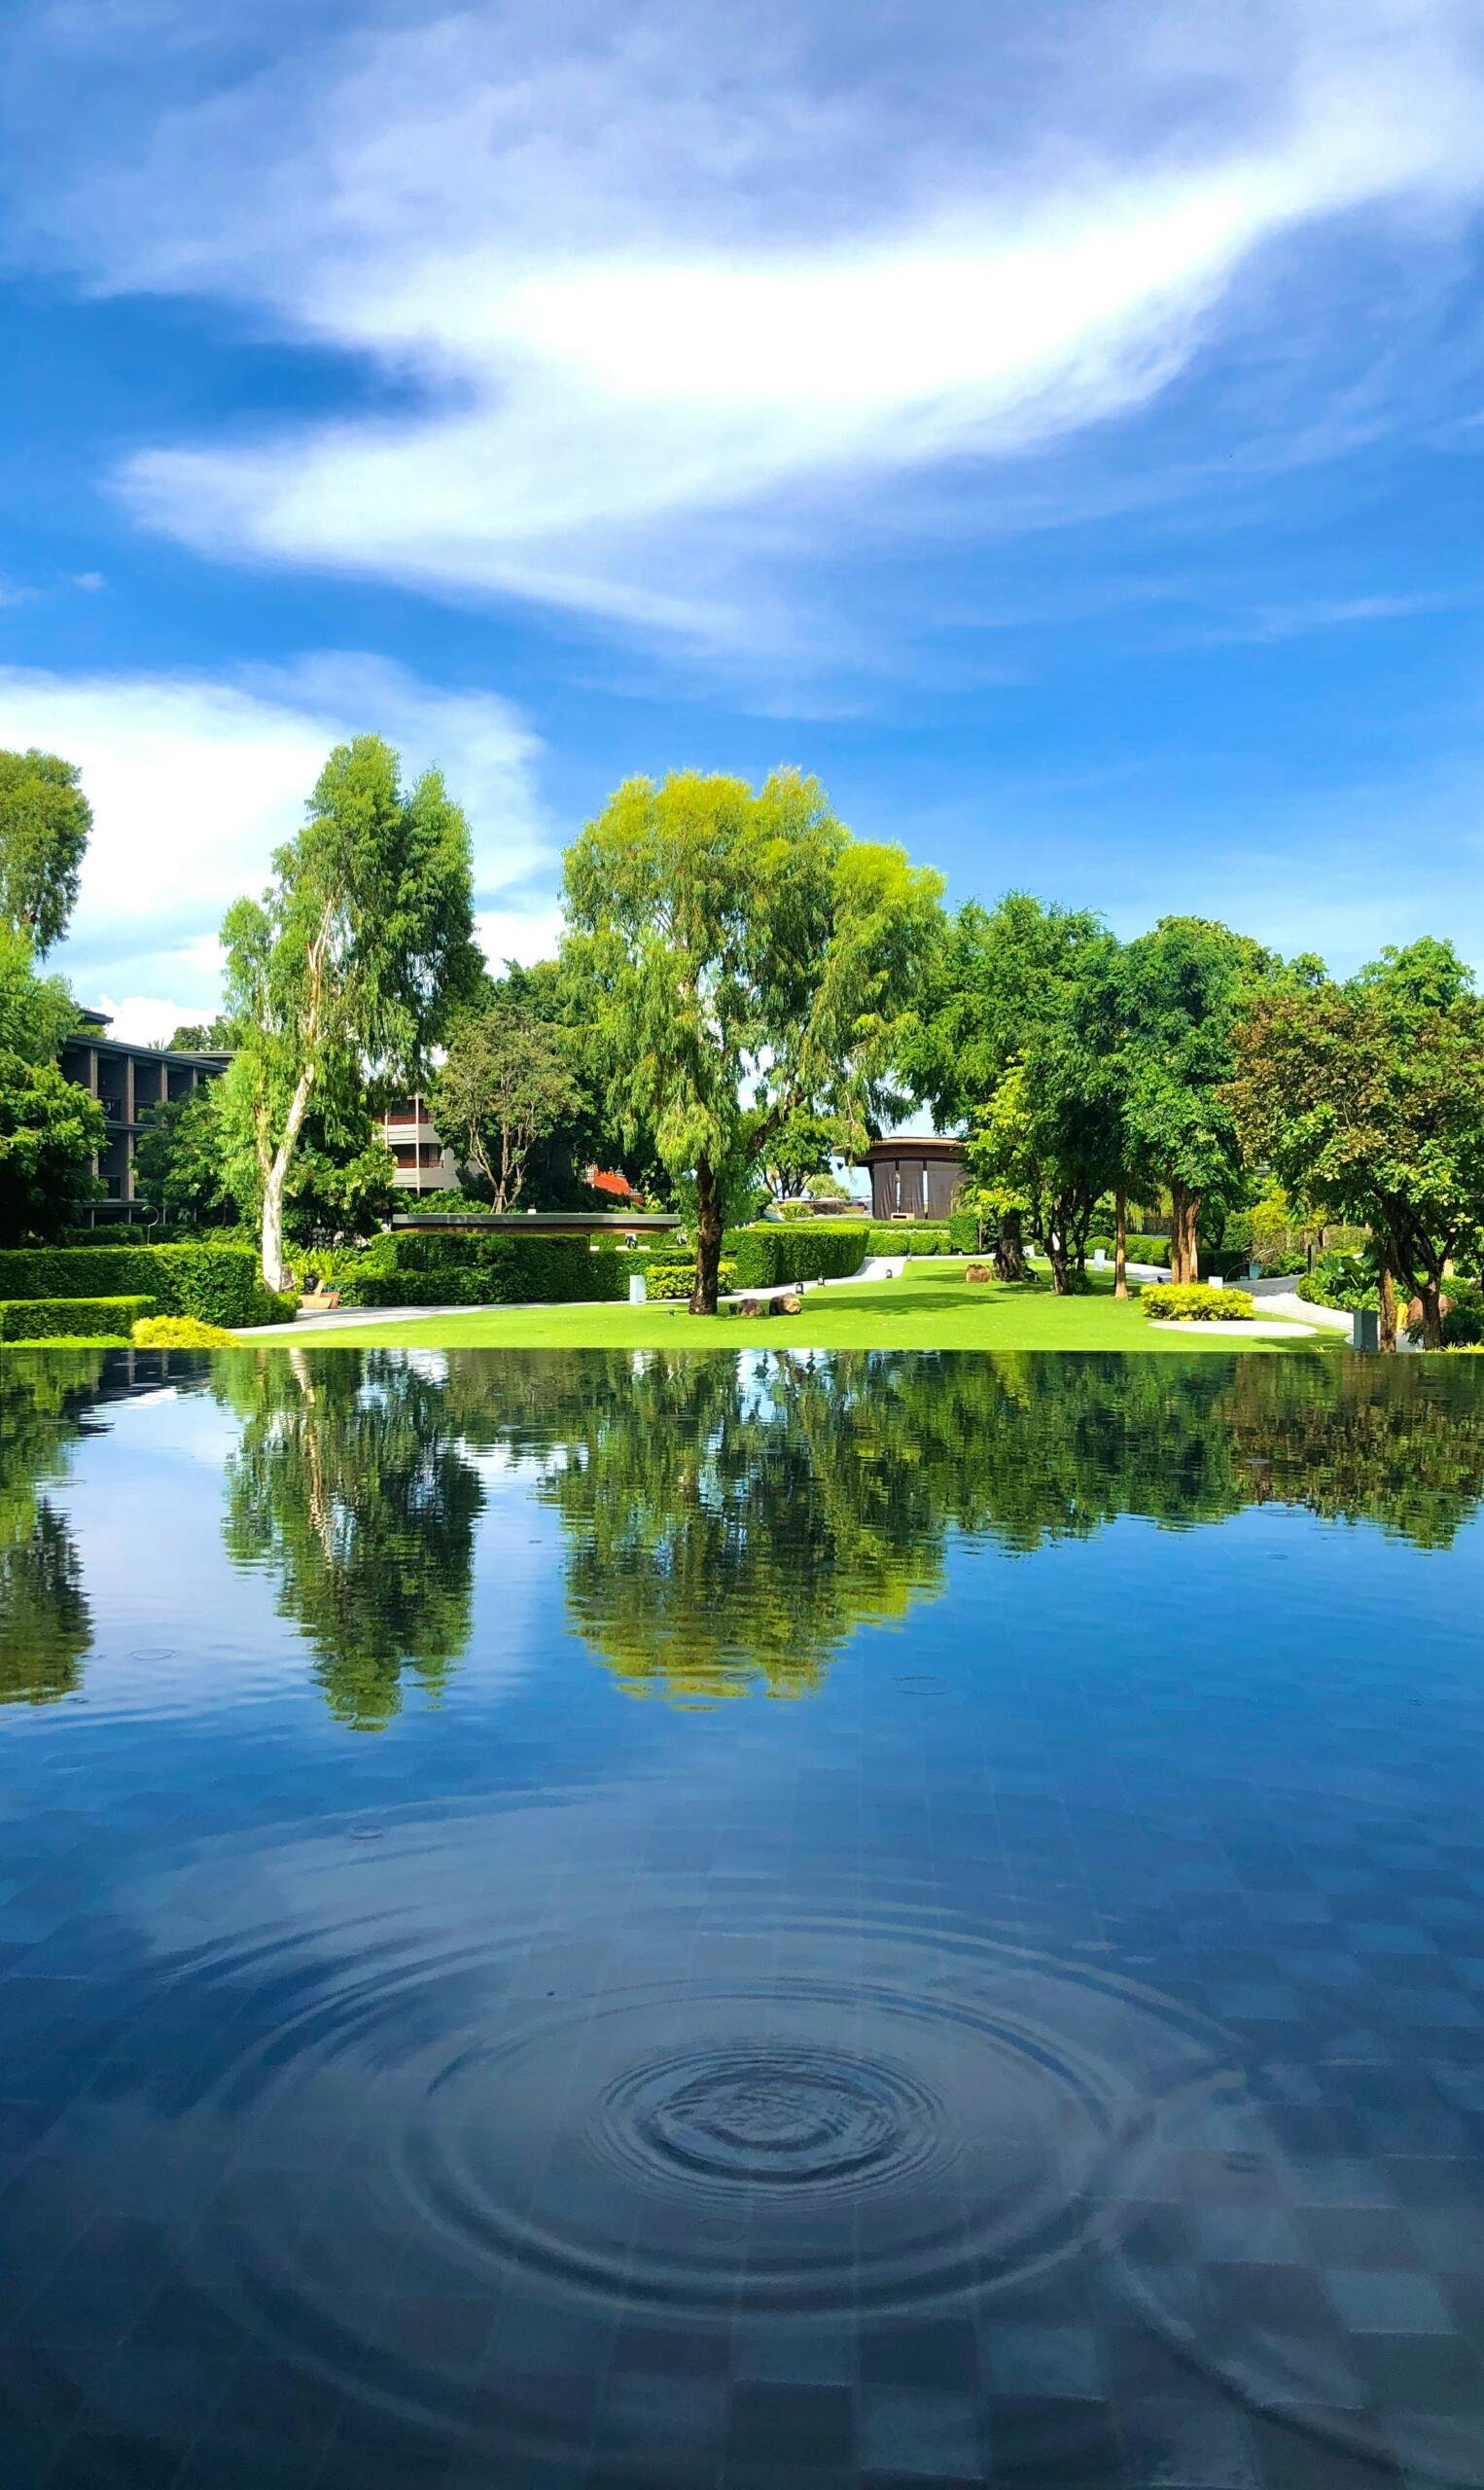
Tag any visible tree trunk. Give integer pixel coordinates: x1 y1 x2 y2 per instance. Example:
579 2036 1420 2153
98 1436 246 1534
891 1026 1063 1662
1169 1184 1200 1285
1378 1263 1396 1354
1416 1272 1445 1350
1113 1186 1128 1300
1046 1226 1070 1297
261 1065 316 1295
690 1155 724 1315
994 1208 1029 1284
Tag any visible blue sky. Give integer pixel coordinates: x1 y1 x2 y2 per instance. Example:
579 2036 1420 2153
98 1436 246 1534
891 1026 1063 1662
1 0 1482 1038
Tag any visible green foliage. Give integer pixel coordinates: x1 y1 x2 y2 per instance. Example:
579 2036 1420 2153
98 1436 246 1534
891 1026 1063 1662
0 1052 106 1246
759 1105 850 1201
723 1226 866 1289
0 1295 155 1340
562 766 943 1309
0 748 91 954
222 732 478 1285
329 1229 627 1308
1296 1249 1379 1312
1407 1278 1484 1348
1142 1283 1254 1322
132 1085 234 1227
0 1354 98 1703
130 1314 238 1347
430 996 582 1211
866 1225 951 1256
0 1243 290 1327
644 1259 737 1299
1230 939 1484 1340
166 1016 238 1051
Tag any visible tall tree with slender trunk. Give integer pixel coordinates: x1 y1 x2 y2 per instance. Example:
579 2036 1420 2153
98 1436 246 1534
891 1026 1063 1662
562 769 943 1313
222 737 477 1293
0 750 91 956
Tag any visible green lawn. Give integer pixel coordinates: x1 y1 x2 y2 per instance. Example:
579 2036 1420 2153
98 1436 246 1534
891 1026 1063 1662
311 1263 1336 1354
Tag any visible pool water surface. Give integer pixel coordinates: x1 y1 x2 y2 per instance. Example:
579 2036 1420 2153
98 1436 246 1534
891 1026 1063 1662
0 1346 1482 2489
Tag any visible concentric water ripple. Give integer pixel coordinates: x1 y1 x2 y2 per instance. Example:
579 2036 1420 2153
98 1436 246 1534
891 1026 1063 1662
32 1830 1481 2485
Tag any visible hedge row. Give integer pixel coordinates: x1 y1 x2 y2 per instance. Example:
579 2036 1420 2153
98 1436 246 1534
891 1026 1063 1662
1143 1284 1254 1323
722 1227 866 1289
0 1295 156 1341
645 1260 738 1300
332 1230 629 1308
0 1246 292 1329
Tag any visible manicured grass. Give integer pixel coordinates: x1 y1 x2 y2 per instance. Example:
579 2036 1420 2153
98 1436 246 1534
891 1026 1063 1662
306 1263 1336 1354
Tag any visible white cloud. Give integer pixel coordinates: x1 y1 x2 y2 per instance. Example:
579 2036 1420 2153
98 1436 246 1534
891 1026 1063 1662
30 0 1479 642
0 654 548 1014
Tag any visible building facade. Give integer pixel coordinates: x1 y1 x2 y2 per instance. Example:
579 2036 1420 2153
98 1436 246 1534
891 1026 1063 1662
856 1135 966 1222
379 1093 461 1194
59 1010 230 1222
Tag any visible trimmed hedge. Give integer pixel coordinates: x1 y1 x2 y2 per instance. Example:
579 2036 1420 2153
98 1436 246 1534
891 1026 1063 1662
723 1227 866 1289
0 1245 292 1329
131 1314 237 1347
1142 1284 1254 1323
866 1225 951 1256
332 1230 629 1308
644 1259 738 1300
0 1295 156 1341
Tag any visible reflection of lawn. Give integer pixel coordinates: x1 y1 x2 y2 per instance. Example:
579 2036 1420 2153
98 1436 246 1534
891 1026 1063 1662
318 1263 1338 1354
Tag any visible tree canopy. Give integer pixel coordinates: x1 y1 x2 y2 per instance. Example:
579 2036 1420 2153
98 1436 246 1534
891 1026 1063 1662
563 768 942 1309
0 929 103 1246
429 990 581 1213
1228 939 1484 1345
221 735 477 1289
0 748 91 955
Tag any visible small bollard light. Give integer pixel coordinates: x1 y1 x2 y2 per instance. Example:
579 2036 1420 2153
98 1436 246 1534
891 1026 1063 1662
628 1273 647 1305
1352 1307 1380 1353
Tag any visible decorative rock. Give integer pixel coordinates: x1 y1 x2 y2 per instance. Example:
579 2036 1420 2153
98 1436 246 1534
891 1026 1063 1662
965 1263 995 1284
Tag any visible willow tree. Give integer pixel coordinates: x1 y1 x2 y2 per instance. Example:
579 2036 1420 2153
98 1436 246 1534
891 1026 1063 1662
222 737 477 1292
562 769 943 1312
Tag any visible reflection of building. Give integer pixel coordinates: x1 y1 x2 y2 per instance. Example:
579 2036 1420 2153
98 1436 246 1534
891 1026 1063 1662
59 1010 230 1223
857 1135 966 1222
379 1094 460 1194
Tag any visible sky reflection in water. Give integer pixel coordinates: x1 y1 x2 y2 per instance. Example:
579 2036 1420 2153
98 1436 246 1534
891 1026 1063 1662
1 1346 1482 2489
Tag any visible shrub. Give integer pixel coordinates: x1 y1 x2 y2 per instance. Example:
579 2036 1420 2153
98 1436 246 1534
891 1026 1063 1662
947 1207 985 1253
1125 1235 1172 1268
723 1227 866 1289
0 1294 156 1340
330 1230 628 1308
865 1225 951 1256
130 1314 237 1347
1405 1278 1484 1349
643 1259 737 1300
1142 1283 1254 1323
0 1244 289 1328
1297 1250 1377 1313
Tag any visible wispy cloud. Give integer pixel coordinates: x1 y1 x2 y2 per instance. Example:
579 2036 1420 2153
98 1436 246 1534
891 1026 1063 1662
17 0 1484 651
0 654 548 1023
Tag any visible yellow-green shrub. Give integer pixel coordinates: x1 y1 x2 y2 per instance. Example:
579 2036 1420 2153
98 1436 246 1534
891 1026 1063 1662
131 1314 237 1348
1142 1283 1254 1323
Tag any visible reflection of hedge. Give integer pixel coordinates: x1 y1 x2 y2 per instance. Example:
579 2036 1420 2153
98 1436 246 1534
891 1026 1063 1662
0 1246 289 1328
333 1230 628 1308
0 1295 155 1341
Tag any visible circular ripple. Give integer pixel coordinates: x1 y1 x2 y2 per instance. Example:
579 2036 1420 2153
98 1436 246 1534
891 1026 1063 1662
620 2044 932 2189
50 1832 1478 2487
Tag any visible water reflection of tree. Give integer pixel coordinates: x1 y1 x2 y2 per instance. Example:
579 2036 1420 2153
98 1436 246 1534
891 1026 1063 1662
0 1355 99 1705
216 1350 485 1728
444 1349 1484 1703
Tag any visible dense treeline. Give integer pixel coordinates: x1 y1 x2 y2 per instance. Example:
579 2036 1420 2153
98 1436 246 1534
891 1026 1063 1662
5 737 1484 1343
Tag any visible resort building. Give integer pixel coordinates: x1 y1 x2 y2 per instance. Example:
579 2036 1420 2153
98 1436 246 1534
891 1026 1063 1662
59 1009 230 1222
857 1133 966 1222
379 1093 461 1194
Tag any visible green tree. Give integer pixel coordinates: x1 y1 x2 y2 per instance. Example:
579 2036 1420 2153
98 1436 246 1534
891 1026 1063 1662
430 996 581 1212
221 736 478 1292
1228 939 1484 1347
215 1349 484 1727
1114 917 1283 1284
759 1106 850 1201
563 769 943 1312
964 1044 1118 1295
0 748 91 954
166 1016 239 1053
901 894 1112 1282
133 1085 234 1227
0 929 103 1246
